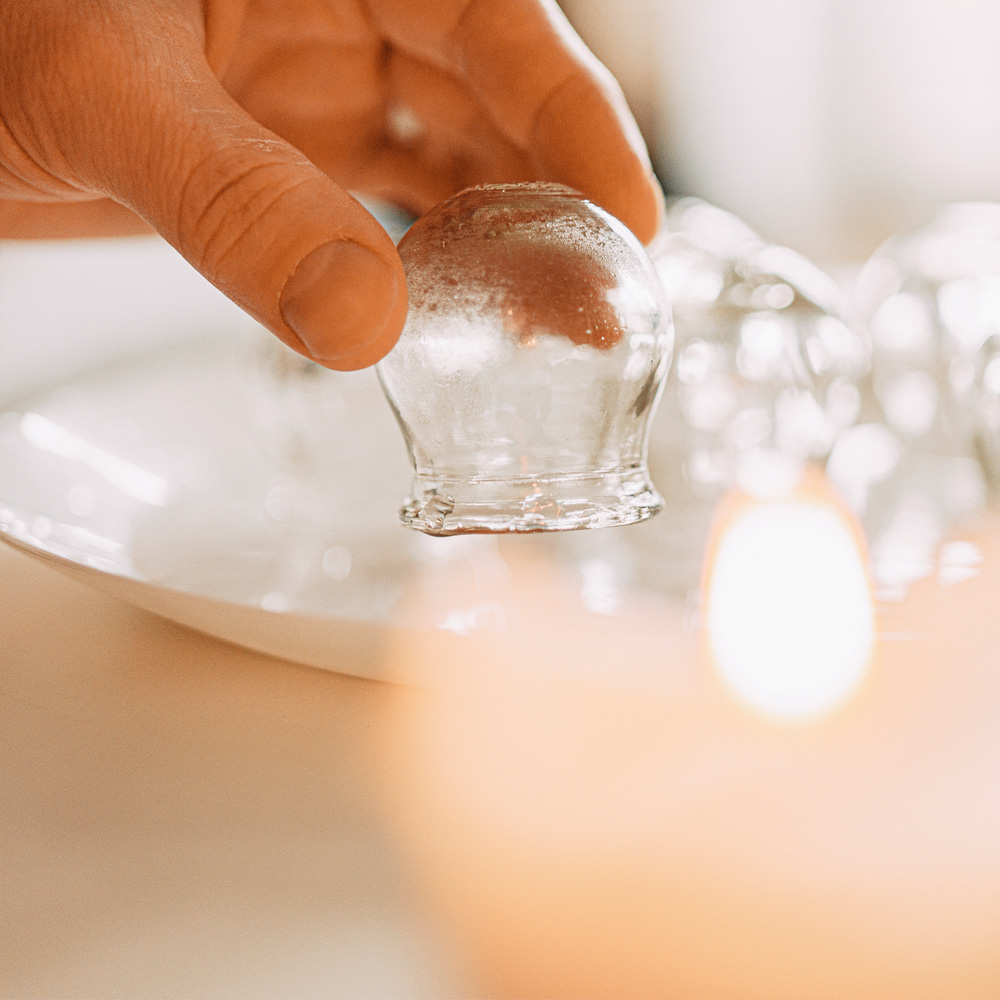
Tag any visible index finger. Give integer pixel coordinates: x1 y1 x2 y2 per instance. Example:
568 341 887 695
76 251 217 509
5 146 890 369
371 0 662 243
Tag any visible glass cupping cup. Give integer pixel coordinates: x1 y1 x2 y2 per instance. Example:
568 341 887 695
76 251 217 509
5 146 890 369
377 183 674 536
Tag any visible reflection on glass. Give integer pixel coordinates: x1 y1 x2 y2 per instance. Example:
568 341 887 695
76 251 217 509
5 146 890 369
703 477 874 721
650 199 868 501
845 203 1000 597
855 202 1000 454
635 198 869 597
377 183 673 535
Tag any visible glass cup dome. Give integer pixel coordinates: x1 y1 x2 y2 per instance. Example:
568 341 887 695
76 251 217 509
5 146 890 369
377 182 674 536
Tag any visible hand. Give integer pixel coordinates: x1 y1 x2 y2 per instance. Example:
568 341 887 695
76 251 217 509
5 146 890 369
0 0 662 370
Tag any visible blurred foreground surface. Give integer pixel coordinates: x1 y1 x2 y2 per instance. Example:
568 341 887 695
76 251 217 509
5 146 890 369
0 542 457 999
5 496 1000 997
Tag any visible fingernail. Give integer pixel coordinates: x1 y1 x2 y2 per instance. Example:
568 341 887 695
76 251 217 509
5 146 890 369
280 240 402 362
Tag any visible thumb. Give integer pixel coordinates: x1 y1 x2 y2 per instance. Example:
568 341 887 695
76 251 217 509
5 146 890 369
47 8 406 370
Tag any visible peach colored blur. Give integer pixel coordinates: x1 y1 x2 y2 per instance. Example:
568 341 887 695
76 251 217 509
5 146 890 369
379 475 1000 998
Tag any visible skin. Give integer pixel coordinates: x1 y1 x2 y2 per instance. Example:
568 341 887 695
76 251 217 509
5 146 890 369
0 0 662 370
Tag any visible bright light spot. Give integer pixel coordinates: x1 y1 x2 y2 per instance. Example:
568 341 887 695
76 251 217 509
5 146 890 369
740 313 785 362
879 370 939 436
321 544 352 580
938 276 1000 352
672 198 760 255
418 316 505 375
756 282 795 310
738 314 786 376
20 413 169 506
752 245 844 315
825 378 862 428
677 339 714 384
386 102 424 144
826 423 902 512
937 539 983 587
870 292 932 354
816 316 860 365
654 254 725 307
687 268 726 305
261 591 291 613
607 286 659 320
706 499 874 720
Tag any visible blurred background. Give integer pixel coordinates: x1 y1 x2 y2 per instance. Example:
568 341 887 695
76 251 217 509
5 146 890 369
564 0 1000 259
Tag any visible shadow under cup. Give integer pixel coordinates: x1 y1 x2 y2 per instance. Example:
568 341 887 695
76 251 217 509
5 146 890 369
377 183 674 536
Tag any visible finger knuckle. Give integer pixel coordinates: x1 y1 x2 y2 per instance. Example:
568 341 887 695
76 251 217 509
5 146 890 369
176 145 308 274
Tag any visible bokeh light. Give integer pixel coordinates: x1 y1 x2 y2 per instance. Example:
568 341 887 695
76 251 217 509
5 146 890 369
704 481 875 720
